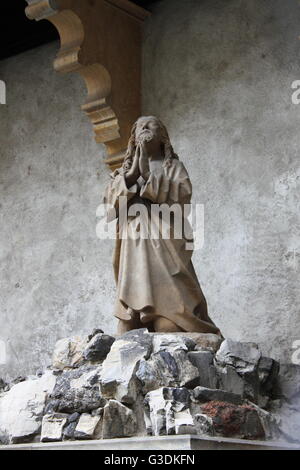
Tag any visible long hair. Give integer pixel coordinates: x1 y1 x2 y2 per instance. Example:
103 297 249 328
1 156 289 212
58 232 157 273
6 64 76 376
122 117 178 172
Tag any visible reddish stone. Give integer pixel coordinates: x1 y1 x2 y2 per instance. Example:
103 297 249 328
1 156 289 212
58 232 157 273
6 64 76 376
200 401 265 440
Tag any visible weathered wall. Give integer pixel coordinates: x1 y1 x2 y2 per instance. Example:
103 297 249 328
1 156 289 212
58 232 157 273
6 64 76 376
142 0 300 362
0 0 300 380
0 43 117 381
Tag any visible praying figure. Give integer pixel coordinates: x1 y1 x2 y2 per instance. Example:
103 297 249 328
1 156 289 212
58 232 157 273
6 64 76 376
103 116 221 336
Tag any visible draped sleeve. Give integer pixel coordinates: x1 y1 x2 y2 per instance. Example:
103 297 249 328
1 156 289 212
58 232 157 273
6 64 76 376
103 169 138 222
140 160 192 206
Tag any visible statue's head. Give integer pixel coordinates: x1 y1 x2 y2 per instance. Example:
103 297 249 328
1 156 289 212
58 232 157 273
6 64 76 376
123 116 178 172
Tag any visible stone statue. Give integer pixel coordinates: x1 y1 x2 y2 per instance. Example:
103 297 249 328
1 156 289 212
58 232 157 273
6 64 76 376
103 116 221 336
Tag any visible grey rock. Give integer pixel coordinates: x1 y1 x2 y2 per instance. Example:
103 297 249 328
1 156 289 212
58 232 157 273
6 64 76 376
102 400 136 439
67 412 80 423
246 400 280 440
62 412 81 440
188 351 218 388
191 386 243 406
144 387 191 436
137 350 200 394
221 365 259 403
88 329 104 341
74 413 101 440
257 395 270 409
215 339 262 402
83 333 115 362
152 334 196 353
276 363 300 402
52 336 89 370
41 413 68 442
151 333 223 353
63 421 78 440
215 364 245 395
91 407 103 417
174 409 196 435
0 371 56 444
121 328 153 352
258 356 280 396
215 339 261 372
46 365 105 414
194 413 215 436
100 329 152 404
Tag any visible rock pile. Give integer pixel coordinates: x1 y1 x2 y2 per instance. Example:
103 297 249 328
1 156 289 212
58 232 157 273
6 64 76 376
0 328 292 445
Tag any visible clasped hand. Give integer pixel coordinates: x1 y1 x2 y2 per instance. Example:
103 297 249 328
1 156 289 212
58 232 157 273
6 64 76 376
125 143 150 187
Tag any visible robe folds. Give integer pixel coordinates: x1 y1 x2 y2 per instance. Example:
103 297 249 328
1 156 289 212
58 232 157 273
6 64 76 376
103 158 220 334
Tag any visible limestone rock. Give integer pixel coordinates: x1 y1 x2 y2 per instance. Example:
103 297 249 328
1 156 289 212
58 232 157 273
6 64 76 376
83 333 115 362
151 332 222 353
188 351 218 388
199 401 265 440
215 364 245 396
45 365 105 414
144 387 192 436
245 400 280 440
191 386 243 406
215 339 261 372
0 371 56 444
100 329 152 404
194 413 214 436
74 413 101 440
191 333 223 352
41 413 68 442
136 350 199 393
52 336 88 370
215 339 261 402
152 334 196 353
174 409 196 435
0 331 283 445
88 329 104 341
62 412 80 440
102 400 136 439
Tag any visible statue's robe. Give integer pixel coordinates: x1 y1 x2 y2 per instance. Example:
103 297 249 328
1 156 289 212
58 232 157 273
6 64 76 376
103 158 219 334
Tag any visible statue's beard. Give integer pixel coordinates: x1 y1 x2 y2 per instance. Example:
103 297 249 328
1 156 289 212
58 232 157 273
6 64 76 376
136 129 155 144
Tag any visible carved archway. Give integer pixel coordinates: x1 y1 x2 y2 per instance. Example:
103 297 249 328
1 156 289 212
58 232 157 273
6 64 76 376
25 0 150 170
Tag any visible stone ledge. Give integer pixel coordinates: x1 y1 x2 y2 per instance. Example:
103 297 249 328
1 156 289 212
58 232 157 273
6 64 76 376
0 435 298 451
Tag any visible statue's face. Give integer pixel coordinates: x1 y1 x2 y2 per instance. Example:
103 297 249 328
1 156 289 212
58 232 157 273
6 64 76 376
135 117 162 145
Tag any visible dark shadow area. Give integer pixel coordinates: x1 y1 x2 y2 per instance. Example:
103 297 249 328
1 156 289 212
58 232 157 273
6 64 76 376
0 0 59 61
0 0 163 61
